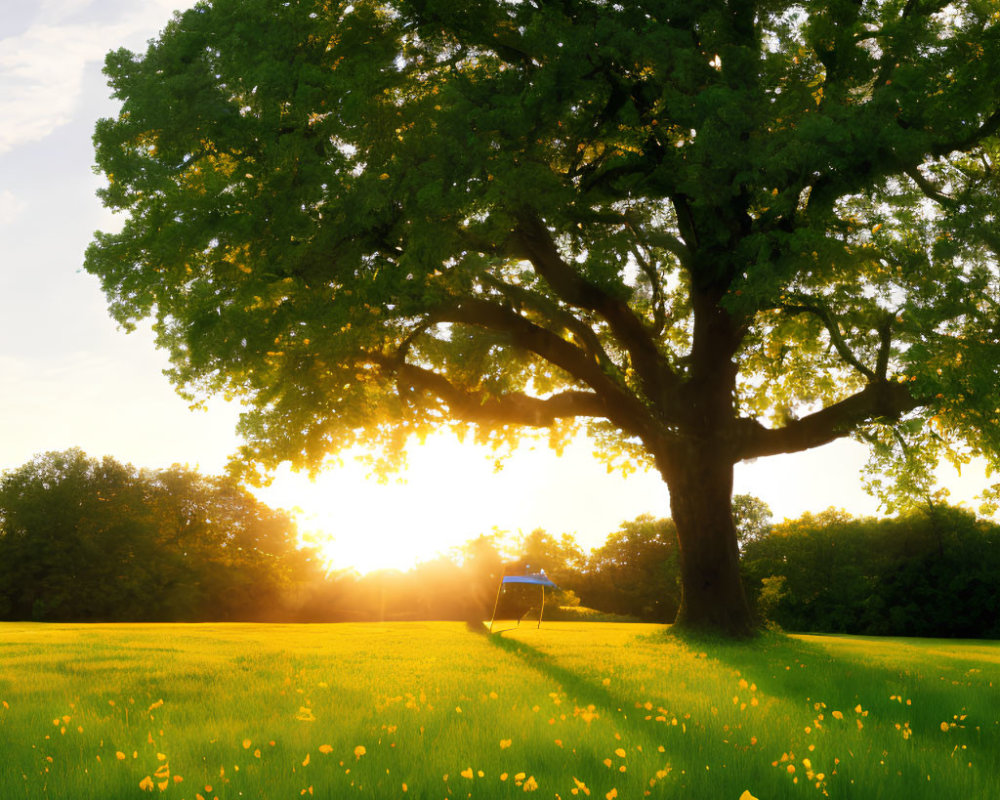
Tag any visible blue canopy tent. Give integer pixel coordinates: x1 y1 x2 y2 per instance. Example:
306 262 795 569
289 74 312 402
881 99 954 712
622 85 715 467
488 569 559 633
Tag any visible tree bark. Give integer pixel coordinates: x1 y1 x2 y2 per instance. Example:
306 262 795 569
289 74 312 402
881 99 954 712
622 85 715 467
661 446 755 638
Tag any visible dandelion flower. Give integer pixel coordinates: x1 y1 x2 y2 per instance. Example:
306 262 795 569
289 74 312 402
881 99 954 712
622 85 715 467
940 722 950 732
461 768 474 779
739 792 760 800
354 745 366 759
116 751 127 761
319 745 333 754
523 775 538 791
139 776 154 791
242 739 252 749
615 748 626 758
500 739 512 749
606 789 618 800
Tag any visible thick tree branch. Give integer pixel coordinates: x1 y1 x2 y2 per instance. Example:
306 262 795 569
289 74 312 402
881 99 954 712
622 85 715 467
905 166 956 206
930 107 1000 159
433 298 622 398
627 224 692 269
875 315 893 380
510 212 682 410
737 380 922 460
381 357 608 427
478 275 620 374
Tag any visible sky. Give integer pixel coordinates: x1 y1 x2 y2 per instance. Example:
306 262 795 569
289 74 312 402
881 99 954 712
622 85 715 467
1 0 995 574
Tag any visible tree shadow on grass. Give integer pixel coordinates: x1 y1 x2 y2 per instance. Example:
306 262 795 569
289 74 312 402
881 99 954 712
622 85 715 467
486 629 627 715
650 626 1000 718
485 624 1000 799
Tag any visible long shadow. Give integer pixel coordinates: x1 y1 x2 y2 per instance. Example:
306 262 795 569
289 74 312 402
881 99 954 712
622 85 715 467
488 624 1000 745
641 627 1000 745
483 627 752 764
486 630 629 717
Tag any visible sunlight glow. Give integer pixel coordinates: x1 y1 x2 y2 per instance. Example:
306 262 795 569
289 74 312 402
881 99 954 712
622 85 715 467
254 434 670 574
254 433 996 575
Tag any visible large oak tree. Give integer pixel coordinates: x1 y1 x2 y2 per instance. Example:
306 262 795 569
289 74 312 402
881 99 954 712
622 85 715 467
87 0 1000 636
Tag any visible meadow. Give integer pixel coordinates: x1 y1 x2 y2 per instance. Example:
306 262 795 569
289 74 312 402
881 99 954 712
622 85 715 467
0 621 996 799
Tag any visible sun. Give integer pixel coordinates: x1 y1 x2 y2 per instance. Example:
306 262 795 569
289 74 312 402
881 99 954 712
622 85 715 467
251 432 672 575
254 436 530 573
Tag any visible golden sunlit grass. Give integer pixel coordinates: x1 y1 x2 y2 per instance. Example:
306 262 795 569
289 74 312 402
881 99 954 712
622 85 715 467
0 622 996 799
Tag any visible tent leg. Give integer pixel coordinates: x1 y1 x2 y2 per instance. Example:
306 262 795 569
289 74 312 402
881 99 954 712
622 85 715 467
488 573 505 634
537 585 544 629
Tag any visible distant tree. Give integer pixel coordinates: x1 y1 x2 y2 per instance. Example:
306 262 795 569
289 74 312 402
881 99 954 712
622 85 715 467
580 514 681 623
145 465 318 619
455 533 505 625
741 505 1000 637
513 529 586 585
0 450 156 620
0 450 315 621
87 0 1000 636
731 494 773 551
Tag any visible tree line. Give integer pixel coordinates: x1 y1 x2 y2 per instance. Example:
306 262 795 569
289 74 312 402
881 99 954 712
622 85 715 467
0 450 315 621
2 450 997 637
741 504 1000 638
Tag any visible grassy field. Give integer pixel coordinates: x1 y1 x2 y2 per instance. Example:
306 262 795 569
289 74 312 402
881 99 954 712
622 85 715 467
0 622 996 799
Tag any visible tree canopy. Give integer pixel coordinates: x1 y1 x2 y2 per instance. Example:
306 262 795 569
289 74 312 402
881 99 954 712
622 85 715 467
87 0 1000 635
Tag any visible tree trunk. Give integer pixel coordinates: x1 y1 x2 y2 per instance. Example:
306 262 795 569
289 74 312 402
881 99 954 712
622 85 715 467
662 447 755 638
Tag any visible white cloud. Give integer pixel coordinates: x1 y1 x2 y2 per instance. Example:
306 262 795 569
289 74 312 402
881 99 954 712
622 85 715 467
0 190 26 225
0 1 199 155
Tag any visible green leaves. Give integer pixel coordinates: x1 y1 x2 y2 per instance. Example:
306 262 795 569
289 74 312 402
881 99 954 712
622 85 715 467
85 0 1000 501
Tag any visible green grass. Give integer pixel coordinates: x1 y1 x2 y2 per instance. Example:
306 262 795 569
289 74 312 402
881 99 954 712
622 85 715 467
0 622 996 799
